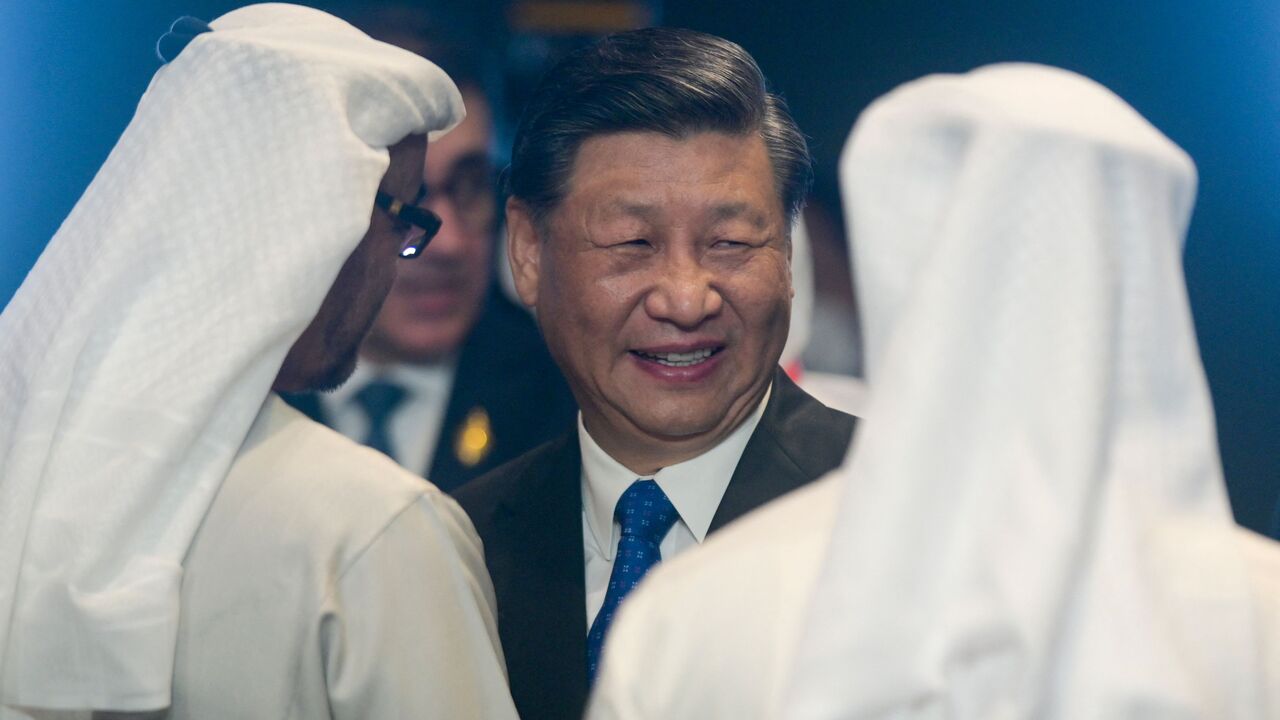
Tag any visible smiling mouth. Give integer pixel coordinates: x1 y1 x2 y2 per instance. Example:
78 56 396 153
631 347 723 367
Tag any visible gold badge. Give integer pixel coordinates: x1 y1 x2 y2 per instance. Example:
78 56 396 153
455 407 492 468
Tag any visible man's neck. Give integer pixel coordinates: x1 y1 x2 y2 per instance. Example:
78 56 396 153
582 387 772 476
592 436 716 478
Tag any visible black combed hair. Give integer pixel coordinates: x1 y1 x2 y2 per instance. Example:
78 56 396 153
507 27 812 224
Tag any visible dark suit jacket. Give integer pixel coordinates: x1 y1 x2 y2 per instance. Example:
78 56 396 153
452 368 856 720
285 288 577 492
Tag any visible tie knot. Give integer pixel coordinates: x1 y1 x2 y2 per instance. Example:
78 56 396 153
614 480 678 544
353 378 408 424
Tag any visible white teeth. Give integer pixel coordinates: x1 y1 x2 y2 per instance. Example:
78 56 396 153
637 348 715 367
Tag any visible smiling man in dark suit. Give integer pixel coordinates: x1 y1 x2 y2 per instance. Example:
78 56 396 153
452 27 856 720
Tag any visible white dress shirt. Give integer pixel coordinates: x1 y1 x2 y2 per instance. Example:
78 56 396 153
580 385 771 627
322 360 456 474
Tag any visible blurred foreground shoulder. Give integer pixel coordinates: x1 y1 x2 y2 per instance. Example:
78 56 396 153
589 476 843 720
171 396 516 719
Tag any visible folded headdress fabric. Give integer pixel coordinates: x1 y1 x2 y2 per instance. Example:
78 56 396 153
783 64 1269 717
0 4 462 711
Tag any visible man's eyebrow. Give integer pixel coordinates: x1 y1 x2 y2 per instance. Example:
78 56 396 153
600 201 768 227
709 202 768 227
602 201 657 220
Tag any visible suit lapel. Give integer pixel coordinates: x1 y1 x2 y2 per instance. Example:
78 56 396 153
711 368 855 532
488 437 589 719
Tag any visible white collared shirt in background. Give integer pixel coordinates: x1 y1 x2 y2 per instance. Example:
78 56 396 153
580 385 771 627
321 360 457 475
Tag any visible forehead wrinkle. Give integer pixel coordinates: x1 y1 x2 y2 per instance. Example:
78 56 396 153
557 131 784 236
603 200 659 222
589 198 770 229
708 202 768 228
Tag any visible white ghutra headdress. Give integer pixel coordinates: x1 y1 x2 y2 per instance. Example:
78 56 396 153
0 4 462 711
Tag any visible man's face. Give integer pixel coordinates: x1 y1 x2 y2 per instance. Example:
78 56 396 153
274 133 428 393
361 89 495 364
507 131 792 467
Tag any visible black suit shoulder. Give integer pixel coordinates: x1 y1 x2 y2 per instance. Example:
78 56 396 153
759 369 856 478
452 432 576 531
449 431 588 720
708 368 856 532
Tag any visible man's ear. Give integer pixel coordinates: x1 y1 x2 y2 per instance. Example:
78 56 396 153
505 196 542 309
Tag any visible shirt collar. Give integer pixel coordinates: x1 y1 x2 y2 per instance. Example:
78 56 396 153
580 383 772 560
326 357 456 407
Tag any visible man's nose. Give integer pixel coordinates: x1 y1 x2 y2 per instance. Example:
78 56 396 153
643 252 723 330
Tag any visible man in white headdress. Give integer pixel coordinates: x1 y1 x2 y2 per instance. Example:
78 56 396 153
586 63 1280 718
0 5 516 718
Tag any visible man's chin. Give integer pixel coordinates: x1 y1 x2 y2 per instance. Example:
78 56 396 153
627 410 725 443
619 390 765 443
309 352 359 394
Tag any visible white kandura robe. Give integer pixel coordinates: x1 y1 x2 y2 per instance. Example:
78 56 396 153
0 4 479 714
586 475 840 719
166 396 515 719
588 474 1280 719
588 63 1280 719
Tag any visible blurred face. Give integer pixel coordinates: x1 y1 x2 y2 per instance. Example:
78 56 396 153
361 88 496 364
274 133 428 393
507 131 792 473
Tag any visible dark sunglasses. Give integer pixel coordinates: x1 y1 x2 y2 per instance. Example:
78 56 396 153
375 190 443 259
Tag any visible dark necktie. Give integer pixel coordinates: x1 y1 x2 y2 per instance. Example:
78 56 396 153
352 379 407 460
586 479 679 685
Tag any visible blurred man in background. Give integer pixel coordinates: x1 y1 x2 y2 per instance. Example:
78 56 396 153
287 3 576 491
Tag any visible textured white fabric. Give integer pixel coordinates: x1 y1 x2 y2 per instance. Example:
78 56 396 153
587 475 841 720
0 4 462 711
784 63 1275 718
587 62 1280 719
166 396 514 720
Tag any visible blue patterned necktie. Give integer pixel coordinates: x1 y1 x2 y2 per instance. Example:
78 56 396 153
352 379 407 460
586 479 679 685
